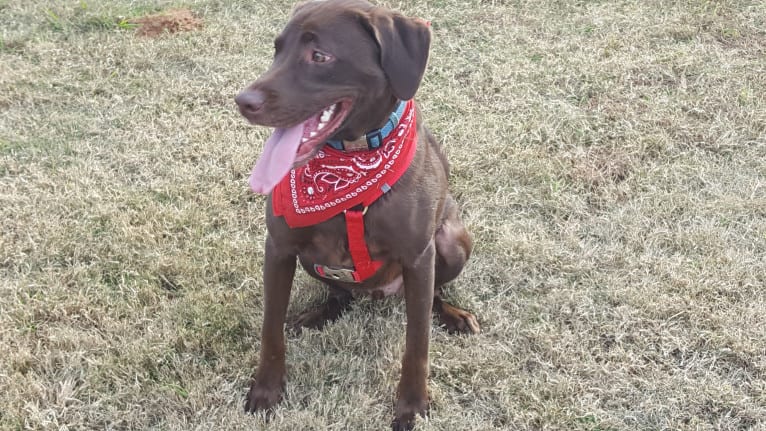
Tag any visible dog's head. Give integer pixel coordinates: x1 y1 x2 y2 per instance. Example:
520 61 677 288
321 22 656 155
236 0 431 193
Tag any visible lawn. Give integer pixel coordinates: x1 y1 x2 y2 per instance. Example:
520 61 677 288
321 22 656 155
1 0 765 429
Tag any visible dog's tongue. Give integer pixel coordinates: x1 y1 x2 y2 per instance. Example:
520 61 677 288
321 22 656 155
249 122 304 194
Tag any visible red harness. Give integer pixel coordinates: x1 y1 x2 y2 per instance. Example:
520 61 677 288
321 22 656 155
272 100 417 282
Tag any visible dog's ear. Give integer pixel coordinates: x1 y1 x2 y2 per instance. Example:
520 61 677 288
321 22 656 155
364 9 431 100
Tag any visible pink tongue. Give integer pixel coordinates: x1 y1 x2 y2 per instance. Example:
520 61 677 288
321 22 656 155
249 122 305 194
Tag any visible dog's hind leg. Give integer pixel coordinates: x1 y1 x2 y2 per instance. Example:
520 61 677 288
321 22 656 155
288 285 353 333
432 195 480 334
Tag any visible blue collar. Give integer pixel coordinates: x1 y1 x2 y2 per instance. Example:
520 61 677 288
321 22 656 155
326 100 407 151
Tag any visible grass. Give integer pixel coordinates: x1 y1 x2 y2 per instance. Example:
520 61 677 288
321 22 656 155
1 0 765 429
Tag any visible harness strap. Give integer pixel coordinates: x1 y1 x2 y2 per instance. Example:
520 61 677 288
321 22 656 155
344 209 383 281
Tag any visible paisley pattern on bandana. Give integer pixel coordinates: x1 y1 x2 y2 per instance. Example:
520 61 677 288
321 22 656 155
272 100 417 228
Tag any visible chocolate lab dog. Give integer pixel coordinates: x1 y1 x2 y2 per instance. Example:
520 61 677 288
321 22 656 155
235 0 479 429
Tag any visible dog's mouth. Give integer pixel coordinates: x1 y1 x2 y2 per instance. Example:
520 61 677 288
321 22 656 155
294 100 352 165
249 99 352 194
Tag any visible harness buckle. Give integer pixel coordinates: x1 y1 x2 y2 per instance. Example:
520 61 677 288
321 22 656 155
314 264 359 283
343 206 369 215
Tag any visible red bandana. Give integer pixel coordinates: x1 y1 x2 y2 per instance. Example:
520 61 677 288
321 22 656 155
272 100 417 228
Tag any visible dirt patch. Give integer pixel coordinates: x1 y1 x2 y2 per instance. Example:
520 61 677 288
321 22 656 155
131 9 202 37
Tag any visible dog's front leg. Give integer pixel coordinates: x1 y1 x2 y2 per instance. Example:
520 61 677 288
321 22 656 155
245 235 295 413
392 240 435 431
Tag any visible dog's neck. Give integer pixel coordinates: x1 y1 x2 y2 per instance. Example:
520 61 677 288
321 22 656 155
326 99 408 151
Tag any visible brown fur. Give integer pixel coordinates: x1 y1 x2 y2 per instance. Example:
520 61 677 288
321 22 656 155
235 1 479 429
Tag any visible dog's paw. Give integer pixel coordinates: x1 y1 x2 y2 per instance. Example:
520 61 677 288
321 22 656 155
437 306 480 335
288 307 330 333
244 378 284 413
391 414 418 431
391 396 429 431
288 296 352 334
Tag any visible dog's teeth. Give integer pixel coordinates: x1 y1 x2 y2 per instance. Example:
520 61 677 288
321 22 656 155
317 122 326 130
301 137 308 143
310 131 317 137
320 104 337 122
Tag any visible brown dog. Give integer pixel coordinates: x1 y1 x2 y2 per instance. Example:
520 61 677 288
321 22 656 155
235 1 479 429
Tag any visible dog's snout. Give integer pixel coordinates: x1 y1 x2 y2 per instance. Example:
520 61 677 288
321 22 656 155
235 89 266 116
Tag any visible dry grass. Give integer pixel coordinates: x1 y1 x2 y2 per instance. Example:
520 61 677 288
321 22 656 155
1 0 765 429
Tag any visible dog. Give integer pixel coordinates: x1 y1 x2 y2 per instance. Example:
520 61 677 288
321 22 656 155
235 1 479 429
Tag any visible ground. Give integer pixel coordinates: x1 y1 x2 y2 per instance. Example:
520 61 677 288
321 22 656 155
1 0 765 430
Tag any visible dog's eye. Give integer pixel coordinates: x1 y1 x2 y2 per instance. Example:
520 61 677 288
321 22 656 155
311 51 331 63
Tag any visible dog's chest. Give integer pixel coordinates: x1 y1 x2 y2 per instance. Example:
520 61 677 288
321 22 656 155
300 229 356 268
297 219 387 264
292 214 406 295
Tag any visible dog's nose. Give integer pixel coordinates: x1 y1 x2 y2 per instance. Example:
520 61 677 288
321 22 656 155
235 90 266 115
